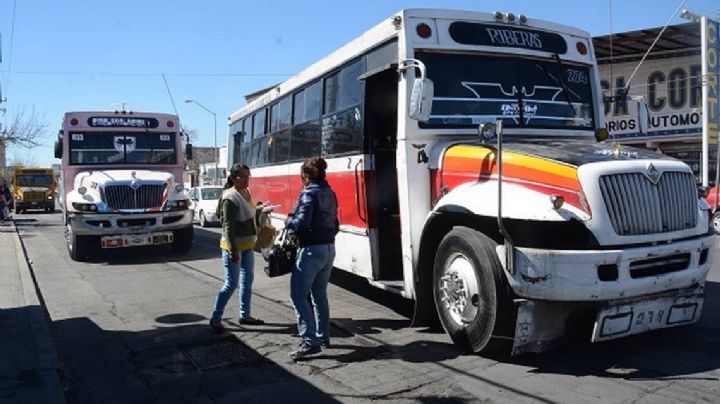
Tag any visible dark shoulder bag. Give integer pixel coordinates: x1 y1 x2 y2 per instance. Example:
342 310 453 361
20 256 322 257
263 227 298 277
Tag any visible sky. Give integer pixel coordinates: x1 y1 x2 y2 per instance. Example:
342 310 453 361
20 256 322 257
1 0 718 167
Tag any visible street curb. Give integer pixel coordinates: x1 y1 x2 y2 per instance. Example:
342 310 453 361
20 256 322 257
12 221 67 404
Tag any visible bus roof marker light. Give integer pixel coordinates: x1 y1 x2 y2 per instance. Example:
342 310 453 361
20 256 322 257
519 14 527 25
550 195 564 210
70 118 78 126
506 13 516 23
493 11 504 22
167 120 175 128
576 41 588 55
416 23 432 39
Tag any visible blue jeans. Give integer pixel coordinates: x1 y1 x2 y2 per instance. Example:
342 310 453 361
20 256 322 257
212 249 255 321
290 244 335 347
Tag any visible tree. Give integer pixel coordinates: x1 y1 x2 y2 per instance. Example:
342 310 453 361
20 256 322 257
0 106 48 170
0 106 48 148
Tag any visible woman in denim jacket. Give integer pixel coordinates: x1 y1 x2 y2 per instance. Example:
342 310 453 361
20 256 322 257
286 157 338 360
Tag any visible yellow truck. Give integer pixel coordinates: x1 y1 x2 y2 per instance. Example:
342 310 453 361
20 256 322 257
12 167 57 213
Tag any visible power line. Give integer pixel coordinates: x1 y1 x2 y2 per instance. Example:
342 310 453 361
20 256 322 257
0 70 292 77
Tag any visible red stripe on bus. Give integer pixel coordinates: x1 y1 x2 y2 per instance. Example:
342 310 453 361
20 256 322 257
249 170 372 229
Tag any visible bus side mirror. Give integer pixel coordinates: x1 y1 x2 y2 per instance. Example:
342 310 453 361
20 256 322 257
408 77 434 122
632 96 650 135
54 140 63 159
185 143 193 160
399 58 433 122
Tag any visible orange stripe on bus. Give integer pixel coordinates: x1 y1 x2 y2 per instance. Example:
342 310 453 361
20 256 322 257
443 153 580 191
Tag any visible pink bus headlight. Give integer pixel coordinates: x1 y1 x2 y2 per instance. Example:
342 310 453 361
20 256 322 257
71 202 98 212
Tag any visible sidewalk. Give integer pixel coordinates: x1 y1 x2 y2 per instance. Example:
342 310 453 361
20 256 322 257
0 220 65 404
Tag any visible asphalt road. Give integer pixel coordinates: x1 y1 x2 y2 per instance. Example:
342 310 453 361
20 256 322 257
14 211 720 403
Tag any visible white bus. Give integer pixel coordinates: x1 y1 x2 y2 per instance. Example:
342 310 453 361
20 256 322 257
55 110 194 261
228 9 714 354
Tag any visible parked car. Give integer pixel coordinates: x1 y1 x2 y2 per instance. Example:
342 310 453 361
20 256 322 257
189 186 222 227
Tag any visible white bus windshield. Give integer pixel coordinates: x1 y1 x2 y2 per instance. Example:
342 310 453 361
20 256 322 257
418 52 595 130
69 132 177 165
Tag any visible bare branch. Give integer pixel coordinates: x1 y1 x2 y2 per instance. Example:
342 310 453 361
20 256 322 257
0 106 49 148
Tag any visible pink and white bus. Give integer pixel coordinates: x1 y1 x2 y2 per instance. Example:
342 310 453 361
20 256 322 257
227 9 713 354
54 110 194 261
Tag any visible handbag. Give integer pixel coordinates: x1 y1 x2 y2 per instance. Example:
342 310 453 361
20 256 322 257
263 227 298 278
254 207 278 252
255 223 277 251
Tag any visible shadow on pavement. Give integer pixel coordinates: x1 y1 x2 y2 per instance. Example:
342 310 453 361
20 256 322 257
329 269 414 318
50 316 342 403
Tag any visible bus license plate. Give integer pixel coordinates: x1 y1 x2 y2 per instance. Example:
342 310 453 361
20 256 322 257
152 234 171 244
591 295 702 342
127 235 150 246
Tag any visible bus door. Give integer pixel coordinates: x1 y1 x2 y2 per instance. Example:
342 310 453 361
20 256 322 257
363 68 402 280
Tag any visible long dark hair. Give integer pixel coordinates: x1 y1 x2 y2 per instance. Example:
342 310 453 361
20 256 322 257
301 157 327 183
224 164 250 189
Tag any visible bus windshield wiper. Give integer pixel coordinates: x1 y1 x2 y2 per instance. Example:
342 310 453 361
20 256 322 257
534 55 582 115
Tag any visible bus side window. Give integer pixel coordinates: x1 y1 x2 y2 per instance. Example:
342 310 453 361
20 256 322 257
268 97 292 164
252 110 266 140
290 81 322 161
322 59 364 157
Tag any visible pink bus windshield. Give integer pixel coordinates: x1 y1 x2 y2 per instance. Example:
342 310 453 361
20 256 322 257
68 131 177 165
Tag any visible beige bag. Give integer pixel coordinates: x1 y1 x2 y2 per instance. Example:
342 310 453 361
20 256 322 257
255 223 277 250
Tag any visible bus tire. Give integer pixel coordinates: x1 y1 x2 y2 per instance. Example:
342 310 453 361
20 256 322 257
172 227 193 253
433 226 515 354
712 211 720 234
67 227 93 262
199 210 208 227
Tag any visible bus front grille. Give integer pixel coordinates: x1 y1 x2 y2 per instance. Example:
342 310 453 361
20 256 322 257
104 184 165 210
599 171 697 235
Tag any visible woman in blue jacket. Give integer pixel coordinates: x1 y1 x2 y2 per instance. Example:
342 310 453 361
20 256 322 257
285 157 338 360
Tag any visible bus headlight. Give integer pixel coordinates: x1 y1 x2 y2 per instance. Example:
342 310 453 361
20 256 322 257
72 202 98 212
166 199 190 210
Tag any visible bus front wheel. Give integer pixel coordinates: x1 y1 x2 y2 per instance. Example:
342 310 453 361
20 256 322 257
432 227 515 354
712 211 720 234
67 227 93 262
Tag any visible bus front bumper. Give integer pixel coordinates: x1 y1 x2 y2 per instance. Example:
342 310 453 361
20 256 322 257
16 200 55 210
68 210 193 236
500 234 715 354
502 234 715 301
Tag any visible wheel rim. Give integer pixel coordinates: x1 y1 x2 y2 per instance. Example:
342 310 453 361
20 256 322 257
713 213 720 233
439 252 480 327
